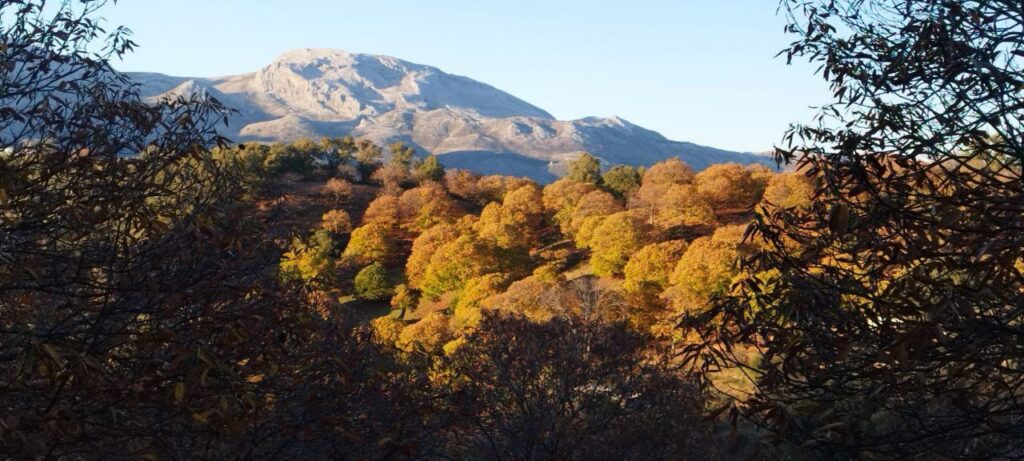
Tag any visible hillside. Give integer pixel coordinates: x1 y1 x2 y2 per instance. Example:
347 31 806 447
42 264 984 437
129 48 773 181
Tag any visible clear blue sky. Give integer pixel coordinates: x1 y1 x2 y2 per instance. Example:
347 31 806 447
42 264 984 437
100 0 830 153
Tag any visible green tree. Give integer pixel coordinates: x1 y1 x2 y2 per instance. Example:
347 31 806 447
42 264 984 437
355 139 383 180
264 143 315 178
354 262 394 301
388 142 417 170
601 165 642 198
413 154 445 183
319 135 356 172
566 152 602 184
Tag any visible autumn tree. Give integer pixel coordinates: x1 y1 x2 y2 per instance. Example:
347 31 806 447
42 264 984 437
324 177 354 204
760 171 814 210
665 224 755 311
542 177 601 232
444 169 483 203
588 211 654 277
280 230 341 284
342 224 396 264
390 284 420 318
418 233 501 300
476 174 533 204
406 222 463 290
397 182 463 234
634 158 696 220
637 158 695 201
654 184 716 230
475 184 545 250
451 273 509 329
320 209 353 234
623 240 690 306
371 162 412 193
398 312 455 354
693 163 767 210
568 190 623 235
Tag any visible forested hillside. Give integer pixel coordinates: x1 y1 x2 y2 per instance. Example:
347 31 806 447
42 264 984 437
2 0 1022 460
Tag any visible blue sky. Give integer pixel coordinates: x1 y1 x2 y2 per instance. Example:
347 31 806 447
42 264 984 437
100 0 830 153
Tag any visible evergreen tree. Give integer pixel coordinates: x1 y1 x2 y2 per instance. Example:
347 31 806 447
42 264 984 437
566 152 602 184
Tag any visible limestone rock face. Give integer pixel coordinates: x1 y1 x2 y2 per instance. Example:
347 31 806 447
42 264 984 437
130 48 772 182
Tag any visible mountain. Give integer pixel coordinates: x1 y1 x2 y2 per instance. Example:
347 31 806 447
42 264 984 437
129 48 773 182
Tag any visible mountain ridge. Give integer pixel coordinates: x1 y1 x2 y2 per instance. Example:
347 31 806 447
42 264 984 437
129 48 773 182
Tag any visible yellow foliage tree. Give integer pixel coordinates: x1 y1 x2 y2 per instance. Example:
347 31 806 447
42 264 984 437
636 158 695 204
664 224 760 310
542 178 600 231
398 312 454 354
654 184 716 229
452 273 509 330
623 240 690 302
588 211 654 277
342 224 395 265
420 233 499 300
279 230 337 284
761 172 815 210
324 178 354 204
320 209 352 234
390 284 420 319
475 185 545 250
476 175 533 204
370 316 404 346
481 275 560 322
693 163 769 210
569 190 623 235
406 222 463 290
362 194 401 230
398 182 463 234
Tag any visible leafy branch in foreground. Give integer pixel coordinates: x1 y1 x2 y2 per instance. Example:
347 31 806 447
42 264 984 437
682 0 1024 458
